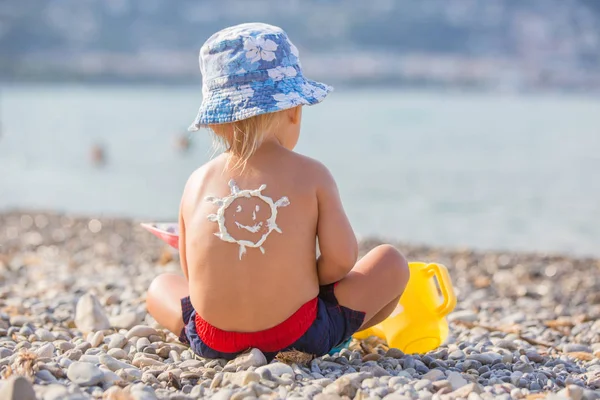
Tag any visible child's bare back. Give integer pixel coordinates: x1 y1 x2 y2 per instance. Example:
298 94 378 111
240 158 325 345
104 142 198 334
182 143 343 331
146 23 409 360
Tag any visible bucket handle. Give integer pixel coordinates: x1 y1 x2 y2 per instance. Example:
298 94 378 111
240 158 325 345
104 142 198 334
424 263 457 317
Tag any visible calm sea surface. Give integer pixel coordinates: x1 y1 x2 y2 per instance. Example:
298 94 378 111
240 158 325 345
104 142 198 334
1 85 599 256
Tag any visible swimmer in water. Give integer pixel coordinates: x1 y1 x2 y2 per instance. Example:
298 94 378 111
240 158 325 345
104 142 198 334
90 144 105 167
175 133 191 152
146 23 409 360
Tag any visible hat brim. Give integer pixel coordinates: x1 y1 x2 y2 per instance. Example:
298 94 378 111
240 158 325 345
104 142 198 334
188 76 332 130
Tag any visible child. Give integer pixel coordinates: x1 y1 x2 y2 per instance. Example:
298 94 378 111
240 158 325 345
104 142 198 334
146 23 409 360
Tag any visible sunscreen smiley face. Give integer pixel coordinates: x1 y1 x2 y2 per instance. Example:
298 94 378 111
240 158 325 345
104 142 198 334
206 180 290 260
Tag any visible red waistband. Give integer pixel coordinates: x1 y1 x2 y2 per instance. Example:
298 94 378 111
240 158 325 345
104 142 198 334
194 297 318 353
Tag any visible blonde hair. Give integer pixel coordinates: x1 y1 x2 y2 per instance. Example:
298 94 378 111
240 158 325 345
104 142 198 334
209 110 285 171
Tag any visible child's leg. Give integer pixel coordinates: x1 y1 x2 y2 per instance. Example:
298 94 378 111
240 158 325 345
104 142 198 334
146 273 189 336
333 244 410 330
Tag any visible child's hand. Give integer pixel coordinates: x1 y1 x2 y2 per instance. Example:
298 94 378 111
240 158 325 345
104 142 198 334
314 163 358 284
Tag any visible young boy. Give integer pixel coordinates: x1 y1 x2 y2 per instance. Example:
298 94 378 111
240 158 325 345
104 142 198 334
146 23 409 360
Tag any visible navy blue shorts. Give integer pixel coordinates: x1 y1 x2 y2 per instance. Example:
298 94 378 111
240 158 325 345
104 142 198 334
179 283 365 360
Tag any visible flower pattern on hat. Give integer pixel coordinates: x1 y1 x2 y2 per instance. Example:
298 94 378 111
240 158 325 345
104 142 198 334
244 37 278 63
267 66 297 81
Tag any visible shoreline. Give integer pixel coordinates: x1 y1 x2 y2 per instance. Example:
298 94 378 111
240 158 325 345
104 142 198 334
1 211 599 399
3 209 599 263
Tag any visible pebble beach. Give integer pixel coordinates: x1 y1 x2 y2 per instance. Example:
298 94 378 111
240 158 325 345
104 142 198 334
0 211 599 400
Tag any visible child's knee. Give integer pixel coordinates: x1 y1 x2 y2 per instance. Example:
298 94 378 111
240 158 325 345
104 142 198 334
373 244 410 288
146 274 176 308
148 274 166 296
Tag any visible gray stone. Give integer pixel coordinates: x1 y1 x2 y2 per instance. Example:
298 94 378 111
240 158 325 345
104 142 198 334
74 293 110 333
102 370 122 386
189 386 204 398
447 371 468 390
448 383 483 398
583 389 600 400
9 316 29 327
510 371 523 385
142 372 159 385
466 353 493 365
449 310 478 322
340 372 372 385
563 344 593 353
313 378 334 387
67 361 105 386
89 331 104 348
360 365 390 377
222 371 261 386
122 367 143 382
109 311 140 330
79 354 100 364
323 376 359 398
414 379 433 391
178 359 203 369
449 350 466 360
107 348 127 359
223 348 267 371
0 348 12 358
319 360 343 370
75 341 91 353
126 325 158 339
36 369 58 382
212 389 235 400
556 385 584 400
131 388 158 400
0 376 36 400
255 362 294 378
525 351 544 363
35 328 55 342
107 333 128 349
380 392 409 400
99 354 131 371
432 379 452 391
156 346 170 359
41 384 70 400
495 340 518 351
57 341 75 352
385 348 404 359
423 369 445 381
136 337 151 352
513 362 534 374
132 356 164 368
36 342 55 358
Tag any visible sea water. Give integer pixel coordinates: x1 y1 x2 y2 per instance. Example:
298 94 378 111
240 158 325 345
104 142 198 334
1 85 599 256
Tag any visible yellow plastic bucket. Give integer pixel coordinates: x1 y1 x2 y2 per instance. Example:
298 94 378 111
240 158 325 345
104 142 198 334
353 262 457 354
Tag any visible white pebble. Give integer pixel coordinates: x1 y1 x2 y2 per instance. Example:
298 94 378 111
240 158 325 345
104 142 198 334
67 361 104 386
74 293 110 333
126 325 158 339
89 331 104 348
36 342 55 358
447 371 468 390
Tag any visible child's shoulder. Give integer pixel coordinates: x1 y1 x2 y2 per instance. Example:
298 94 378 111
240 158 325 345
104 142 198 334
182 155 225 193
286 151 338 190
282 150 328 174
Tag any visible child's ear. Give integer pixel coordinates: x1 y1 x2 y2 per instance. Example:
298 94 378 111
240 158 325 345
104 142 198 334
288 106 302 125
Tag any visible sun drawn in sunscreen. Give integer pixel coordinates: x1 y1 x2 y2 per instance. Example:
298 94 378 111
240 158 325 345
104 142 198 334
206 180 290 260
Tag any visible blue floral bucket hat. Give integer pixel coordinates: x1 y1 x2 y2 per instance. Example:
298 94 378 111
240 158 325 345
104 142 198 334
188 23 332 130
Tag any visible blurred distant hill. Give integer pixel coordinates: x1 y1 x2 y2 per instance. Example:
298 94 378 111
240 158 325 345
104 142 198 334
1 0 600 91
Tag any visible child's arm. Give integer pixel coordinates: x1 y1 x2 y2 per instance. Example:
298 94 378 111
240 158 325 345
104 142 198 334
315 163 358 285
178 197 189 281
